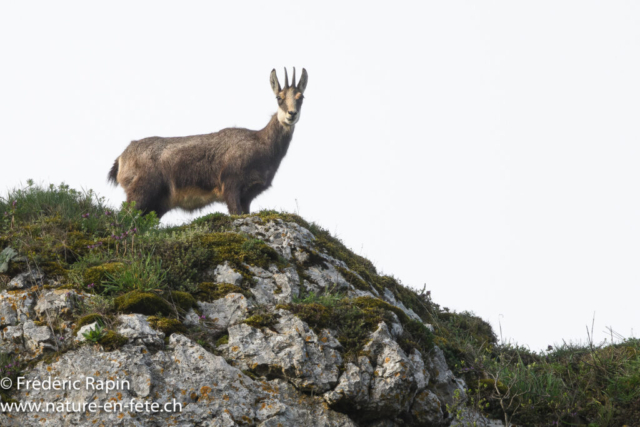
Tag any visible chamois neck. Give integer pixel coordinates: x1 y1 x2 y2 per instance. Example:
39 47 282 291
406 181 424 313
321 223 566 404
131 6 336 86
257 113 294 153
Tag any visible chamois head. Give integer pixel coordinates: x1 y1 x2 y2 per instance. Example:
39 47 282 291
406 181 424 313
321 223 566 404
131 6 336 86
270 67 308 127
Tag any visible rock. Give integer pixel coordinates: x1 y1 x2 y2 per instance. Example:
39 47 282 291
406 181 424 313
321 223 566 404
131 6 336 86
7 270 43 290
411 389 446 426
325 323 431 422
428 345 468 408
182 308 201 326
0 324 25 353
22 319 55 354
233 217 316 260
304 263 353 294
11 333 357 426
361 323 426 416
382 288 422 322
34 289 77 317
210 262 243 286
388 312 404 338
0 289 35 327
117 313 165 346
248 265 300 305
223 310 343 393
197 292 252 330
451 408 505 426
324 359 373 409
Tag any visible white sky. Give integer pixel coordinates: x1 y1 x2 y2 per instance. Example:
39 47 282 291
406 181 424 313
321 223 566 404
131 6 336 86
1 1 638 351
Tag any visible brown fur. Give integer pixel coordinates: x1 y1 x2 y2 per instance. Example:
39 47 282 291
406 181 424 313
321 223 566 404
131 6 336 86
108 68 308 218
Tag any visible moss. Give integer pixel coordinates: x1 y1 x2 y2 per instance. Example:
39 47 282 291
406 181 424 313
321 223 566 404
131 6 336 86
215 335 229 346
243 312 279 329
254 211 313 230
298 249 328 268
83 262 125 292
190 212 235 231
97 330 128 351
154 236 212 291
194 282 252 301
336 266 370 291
397 319 435 355
167 291 196 311
281 303 332 329
352 296 410 324
200 232 282 270
114 291 173 316
40 260 69 278
147 316 186 336
242 369 260 380
73 314 105 336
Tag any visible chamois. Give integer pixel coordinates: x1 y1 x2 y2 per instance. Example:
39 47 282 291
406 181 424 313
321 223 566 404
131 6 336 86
107 67 308 218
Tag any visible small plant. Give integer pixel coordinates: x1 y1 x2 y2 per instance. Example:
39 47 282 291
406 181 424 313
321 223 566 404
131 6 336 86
82 321 106 343
0 247 18 274
293 290 343 307
1 199 17 231
102 253 168 294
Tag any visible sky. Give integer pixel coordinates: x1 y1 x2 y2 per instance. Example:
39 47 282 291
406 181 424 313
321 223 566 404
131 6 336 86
1 1 639 351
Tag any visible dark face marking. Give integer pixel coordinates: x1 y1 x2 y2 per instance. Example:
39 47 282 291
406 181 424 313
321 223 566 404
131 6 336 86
277 87 304 126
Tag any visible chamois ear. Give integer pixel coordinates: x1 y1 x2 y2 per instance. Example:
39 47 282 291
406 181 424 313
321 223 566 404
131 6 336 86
270 69 281 96
297 68 308 94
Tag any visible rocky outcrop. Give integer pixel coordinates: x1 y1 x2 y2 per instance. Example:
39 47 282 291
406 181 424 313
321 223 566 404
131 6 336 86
0 214 481 426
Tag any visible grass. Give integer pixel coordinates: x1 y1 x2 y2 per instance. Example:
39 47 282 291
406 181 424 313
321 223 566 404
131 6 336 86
454 337 640 426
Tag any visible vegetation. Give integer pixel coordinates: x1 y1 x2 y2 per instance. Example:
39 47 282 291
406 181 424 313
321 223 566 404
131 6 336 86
1 182 639 425
81 322 106 343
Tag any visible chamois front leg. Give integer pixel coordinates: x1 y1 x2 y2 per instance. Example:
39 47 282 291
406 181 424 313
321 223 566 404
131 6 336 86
224 190 243 215
240 197 252 215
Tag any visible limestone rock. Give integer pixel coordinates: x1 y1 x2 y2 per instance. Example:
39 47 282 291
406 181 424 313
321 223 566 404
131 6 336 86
197 292 252 330
210 262 244 286
428 346 467 408
0 289 35 327
22 319 55 353
10 333 356 426
223 310 343 393
7 270 43 290
248 265 300 305
34 289 77 317
117 313 165 346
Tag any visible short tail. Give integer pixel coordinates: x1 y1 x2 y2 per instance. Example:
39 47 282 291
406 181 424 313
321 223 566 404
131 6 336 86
108 158 119 185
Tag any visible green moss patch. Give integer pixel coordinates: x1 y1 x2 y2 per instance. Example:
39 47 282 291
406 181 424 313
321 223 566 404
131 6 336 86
337 266 370 291
194 282 252 301
243 312 279 329
200 232 282 270
147 316 186 336
83 262 124 291
215 335 229 346
97 330 128 351
114 291 173 316
167 291 196 311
